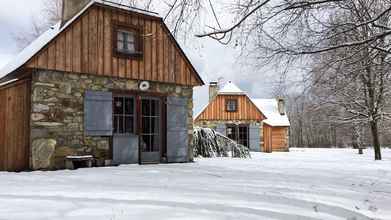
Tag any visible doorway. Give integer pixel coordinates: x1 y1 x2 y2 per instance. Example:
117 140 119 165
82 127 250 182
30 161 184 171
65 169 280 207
112 94 163 164
139 97 162 164
226 124 249 147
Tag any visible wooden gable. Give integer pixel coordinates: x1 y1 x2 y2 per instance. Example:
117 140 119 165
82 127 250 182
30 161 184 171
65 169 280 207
25 4 203 86
195 94 265 121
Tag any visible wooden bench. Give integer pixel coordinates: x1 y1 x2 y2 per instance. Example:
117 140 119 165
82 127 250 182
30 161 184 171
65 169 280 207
65 155 94 170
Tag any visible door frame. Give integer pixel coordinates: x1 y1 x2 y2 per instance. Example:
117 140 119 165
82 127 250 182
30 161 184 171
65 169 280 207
111 89 167 164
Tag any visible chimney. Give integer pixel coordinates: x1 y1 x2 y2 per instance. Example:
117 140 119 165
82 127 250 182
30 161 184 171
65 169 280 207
209 81 218 102
277 98 286 115
62 0 91 26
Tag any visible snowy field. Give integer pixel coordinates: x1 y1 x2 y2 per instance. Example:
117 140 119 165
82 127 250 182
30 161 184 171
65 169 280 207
0 148 391 220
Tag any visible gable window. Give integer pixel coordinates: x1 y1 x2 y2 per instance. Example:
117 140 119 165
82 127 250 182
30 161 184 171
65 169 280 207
226 99 238 112
114 23 143 58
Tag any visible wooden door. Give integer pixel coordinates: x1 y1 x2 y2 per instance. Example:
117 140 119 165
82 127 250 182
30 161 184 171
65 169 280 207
0 80 30 171
263 124 273 153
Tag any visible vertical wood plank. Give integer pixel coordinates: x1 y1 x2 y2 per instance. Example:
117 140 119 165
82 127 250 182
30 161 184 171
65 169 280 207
103 9 112 76
138 17 145 80
0 89 5 170
82 11 89 73
89 7 98 74
131 15 139 79
97 7 105 75
37 48 48 69
56 34 66 71
65 29 73 72
118 13 126 78
144 19 152 80
125 14 133 79
151 21 158 81
158 24 164 82
73 19 82 73
112 11 119 78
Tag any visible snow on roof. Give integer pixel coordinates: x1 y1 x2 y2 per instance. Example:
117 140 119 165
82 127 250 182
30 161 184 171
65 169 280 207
218 81 245 95
0 0 160 80
0 22 61 79
252 99 290 127
97 0 160 17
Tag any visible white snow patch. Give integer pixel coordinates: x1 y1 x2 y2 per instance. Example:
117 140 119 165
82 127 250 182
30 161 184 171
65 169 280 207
218 81 245 95
252 99 290 126
0 148 390 220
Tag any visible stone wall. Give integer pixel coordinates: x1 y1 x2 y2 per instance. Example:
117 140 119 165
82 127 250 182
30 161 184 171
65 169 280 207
31 70 193 170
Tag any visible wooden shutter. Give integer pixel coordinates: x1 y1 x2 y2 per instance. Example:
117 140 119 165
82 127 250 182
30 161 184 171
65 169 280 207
166 96 188 163
249 124 261 152
84 91 113 136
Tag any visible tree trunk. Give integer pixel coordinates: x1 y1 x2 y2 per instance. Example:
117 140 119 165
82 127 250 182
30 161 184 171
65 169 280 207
370 121 382 160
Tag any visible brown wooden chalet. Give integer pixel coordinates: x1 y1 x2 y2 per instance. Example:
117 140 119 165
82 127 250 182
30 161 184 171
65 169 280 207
0 0 204 171
194 81 290 153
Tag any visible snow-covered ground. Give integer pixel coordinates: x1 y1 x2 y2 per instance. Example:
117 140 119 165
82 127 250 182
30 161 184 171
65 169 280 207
1 148 390 220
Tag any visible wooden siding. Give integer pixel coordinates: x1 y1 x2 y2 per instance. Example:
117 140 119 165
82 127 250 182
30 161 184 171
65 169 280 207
271 127 289 152
26 5 202 86
0 79 30 171
195 95 265 121
263 124 289 153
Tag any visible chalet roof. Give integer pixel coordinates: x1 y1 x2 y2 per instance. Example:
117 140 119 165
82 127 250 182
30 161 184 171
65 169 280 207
218 81 245 95
194 80 290 127
252 99 290 127
0 0 204 86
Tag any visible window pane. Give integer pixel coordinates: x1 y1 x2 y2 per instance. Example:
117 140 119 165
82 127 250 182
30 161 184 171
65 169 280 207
117 41 124 51
124 116 134 133
113 116 118 133
114 97 124 114
118 116 124 133
124 98 134 115
142 116 151 133
117 32 124 41
151 116 159 134
127 43 135 52
142 100 150 115
151 100 159 116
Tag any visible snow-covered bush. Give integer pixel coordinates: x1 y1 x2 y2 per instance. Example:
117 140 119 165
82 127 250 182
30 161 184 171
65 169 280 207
192 127 251 158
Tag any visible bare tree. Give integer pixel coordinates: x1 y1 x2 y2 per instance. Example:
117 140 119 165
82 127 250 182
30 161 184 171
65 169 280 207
13 0 62 49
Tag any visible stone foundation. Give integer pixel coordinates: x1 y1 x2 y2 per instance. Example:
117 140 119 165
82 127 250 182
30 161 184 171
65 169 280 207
31 70 193 170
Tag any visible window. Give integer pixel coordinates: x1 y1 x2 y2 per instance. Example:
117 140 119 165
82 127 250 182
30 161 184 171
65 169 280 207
226 124 249 147
114 24 142 58
113 96 135 134
226 99 238 112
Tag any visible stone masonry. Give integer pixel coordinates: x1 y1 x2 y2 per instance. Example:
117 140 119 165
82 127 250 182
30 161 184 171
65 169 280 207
31 70 193 170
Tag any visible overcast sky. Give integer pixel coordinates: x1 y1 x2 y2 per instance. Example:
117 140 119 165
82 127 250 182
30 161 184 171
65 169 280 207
0 0 279 115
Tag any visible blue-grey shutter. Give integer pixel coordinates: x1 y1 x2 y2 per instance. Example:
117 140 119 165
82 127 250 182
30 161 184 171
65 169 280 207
216 123 226 135
84 91 113 136
167 96 188 163
249 124 261 152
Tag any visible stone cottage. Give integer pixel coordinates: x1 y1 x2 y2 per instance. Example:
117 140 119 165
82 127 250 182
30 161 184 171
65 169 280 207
194 81 290 153
0 0 204 171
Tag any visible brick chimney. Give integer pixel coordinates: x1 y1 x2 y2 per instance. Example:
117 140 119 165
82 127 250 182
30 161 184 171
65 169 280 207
277 98 286 115
209 81 218 102
62 0 91 26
